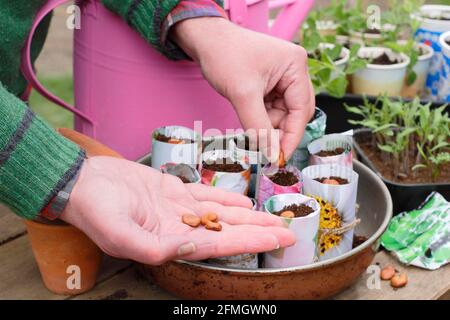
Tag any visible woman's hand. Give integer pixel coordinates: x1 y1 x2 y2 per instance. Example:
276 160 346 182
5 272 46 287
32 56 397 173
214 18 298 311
172 17 315 161
60 157 295 265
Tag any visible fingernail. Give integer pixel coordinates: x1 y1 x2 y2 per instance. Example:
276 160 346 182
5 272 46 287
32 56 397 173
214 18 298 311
275 243 280 250
178 242 196 256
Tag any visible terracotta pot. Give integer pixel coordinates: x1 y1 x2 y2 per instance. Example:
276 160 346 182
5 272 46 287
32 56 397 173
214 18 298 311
25 220 103 295
24 128 123 294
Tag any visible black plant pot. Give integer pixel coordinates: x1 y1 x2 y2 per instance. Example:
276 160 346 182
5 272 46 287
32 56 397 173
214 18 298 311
353 129 450 214
316 93 448 134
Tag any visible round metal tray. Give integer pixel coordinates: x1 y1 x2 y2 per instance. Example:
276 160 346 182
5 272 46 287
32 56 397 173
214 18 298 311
140 160 392 299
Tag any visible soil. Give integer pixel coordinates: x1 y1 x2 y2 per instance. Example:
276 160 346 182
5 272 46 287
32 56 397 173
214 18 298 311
177 175 191 183
273 204 314 218
155 133 193 144
234 136 259 151
357 138 450 184
308 49 341 62
315 147 345 157
202 158 245 173
352 235 368 248
366 52 398 65
364 28 381 34
315 176 349 185
270 171 299 186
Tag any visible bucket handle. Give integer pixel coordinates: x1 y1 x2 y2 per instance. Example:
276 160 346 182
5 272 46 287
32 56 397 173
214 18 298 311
20 0 96 132
269 0 315 40
227 0 315 41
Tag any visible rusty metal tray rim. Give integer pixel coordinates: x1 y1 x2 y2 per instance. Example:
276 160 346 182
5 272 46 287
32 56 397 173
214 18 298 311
137 155 393 274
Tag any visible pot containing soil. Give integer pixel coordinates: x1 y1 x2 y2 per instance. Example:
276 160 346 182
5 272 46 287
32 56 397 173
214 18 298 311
200 150 251 195
438 31 450 102
257 164 302 209
263 194 320 268
290 107 327 170
308 43 350 72
141 159 392 300
160 163 201 184
229 134 266 170
307 133 353 168
151 126 200 171
25 219 103 295
349 24 395 46
206 197 259 270
351 47 410 96
414 5 450 101
302 164 359 261
353 128 450 213
400 41 435 99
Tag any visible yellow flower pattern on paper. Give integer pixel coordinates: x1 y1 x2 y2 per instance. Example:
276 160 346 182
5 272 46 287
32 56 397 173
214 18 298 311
314 196 343 255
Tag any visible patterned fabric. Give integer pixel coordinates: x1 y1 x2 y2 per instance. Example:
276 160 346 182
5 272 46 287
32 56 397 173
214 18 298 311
0 84 85 219
0 0 225 219
162 0 227 60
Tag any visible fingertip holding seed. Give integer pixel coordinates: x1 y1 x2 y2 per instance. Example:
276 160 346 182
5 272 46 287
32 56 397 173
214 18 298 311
380 265 396 280
390 273 408 288
278 151 286 168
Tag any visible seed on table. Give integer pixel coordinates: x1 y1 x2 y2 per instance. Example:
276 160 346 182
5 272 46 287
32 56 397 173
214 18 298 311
380 265 396 280
390 273 408 288
182 214 201 227
280 210 295 218
201 213 218 225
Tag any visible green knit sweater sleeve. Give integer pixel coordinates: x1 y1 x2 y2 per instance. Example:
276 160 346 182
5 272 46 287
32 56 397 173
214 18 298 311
101 0 224 60
0 83 85 220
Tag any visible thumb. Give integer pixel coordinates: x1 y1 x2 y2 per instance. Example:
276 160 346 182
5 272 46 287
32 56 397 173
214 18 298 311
231 92 280 163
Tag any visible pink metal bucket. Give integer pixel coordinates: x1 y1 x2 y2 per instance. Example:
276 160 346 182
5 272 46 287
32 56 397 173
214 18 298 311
21 0 313 160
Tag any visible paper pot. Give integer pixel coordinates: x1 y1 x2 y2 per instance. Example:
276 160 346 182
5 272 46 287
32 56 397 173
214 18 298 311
151 126 200 171
257 164 302 209
263 194 320 268
302 164 359 261
200 150 251 195
229 135 265 167
438 31 450 102
400 42 434 99
160 163 201 184
290 108 327 170
352 47 410 97
414 5 450 101
349 24 395 46
207 197 259 269
307 133 353 168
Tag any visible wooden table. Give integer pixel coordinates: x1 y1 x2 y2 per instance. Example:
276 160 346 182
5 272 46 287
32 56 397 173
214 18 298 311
1 204 449 300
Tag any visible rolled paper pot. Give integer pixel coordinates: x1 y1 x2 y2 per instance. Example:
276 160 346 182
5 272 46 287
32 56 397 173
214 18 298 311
160 163 201 184
257 164 302 210
229 136 266 167
290 108 327 170
206 197 259 270
301 164 359 261
200 149 251 195
263 193 320 268
151 126 200 171
307 133 353 168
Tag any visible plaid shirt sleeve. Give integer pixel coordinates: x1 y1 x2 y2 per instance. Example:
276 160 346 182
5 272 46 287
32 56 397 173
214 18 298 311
162 0 228 60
